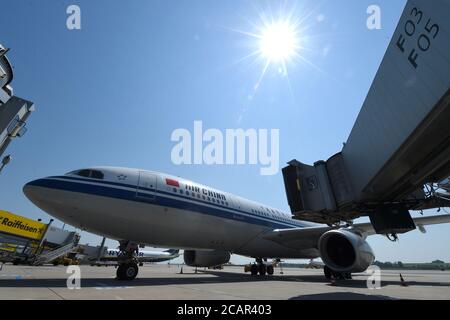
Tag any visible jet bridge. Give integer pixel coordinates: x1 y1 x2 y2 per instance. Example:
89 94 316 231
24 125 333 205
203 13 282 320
283 0 450 234
0 43 34 160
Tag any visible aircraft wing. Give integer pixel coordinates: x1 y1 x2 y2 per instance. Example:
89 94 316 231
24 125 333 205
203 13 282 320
263 225 331 250
264 214 450 250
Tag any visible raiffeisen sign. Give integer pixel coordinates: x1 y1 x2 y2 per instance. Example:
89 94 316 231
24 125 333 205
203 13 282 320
0 210 46 241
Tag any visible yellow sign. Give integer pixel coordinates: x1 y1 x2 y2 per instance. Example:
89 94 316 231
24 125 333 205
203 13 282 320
0 210 46 240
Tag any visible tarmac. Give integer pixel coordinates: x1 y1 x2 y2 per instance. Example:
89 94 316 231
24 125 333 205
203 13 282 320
0 264 449 300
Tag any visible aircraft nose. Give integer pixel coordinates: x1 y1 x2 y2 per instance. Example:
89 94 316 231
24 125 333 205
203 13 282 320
23 179 45 203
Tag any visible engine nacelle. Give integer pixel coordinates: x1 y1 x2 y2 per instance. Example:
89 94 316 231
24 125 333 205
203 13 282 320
318 229 375 273
184 250 230 267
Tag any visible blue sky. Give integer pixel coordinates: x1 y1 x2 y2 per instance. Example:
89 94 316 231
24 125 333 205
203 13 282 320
1 0 449 264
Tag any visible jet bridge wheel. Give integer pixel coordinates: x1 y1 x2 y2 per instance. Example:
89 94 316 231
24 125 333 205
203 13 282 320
117 262 139 281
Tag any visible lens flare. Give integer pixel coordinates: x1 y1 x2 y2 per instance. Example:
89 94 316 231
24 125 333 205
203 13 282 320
260 21 298 62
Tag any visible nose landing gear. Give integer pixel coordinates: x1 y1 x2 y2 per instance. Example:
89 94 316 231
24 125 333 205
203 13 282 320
115 241 139 281
117 262 139 281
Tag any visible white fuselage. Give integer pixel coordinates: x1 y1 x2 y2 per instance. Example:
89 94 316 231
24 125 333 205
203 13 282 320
23 167 320 259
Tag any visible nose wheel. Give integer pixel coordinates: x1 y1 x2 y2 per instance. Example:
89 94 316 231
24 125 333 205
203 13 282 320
115 240 140 281
117 262 139 281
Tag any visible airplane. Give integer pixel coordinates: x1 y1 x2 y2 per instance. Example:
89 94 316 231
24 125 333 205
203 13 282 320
99 248 180 265
305 259 325 270
23 167 450 280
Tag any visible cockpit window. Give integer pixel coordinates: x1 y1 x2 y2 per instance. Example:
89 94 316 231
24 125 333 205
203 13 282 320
90 170 104 179
77 169 91 178
67 169 104 180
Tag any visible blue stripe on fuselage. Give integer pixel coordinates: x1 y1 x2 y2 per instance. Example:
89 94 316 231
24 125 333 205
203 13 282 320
46 176 305 227
29 177 305 230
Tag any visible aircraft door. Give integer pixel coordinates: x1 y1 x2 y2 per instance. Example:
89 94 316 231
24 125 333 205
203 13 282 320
136 171 157 201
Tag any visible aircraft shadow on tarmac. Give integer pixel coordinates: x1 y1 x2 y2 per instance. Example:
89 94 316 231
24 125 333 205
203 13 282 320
289 292 398 300
0 269 448 291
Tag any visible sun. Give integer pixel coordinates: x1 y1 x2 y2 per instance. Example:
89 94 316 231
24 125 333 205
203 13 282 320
259 21 298 63
225 4 324 97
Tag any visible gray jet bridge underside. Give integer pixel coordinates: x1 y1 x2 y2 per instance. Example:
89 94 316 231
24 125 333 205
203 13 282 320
282 0 450 235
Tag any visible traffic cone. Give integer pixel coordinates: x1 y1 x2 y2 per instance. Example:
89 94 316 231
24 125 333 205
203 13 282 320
400 274 408 287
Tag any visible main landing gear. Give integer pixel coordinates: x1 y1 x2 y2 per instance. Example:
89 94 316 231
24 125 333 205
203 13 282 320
323 266 352 280
248 258 275 276
116 241 139 281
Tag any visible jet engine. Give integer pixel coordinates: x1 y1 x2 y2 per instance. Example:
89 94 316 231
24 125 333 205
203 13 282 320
318 229 375 273
183 250 230 267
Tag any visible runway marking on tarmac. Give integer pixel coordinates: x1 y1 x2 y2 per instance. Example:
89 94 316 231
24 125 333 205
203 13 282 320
0 274 30 279
412 284 450 288
175 285 255 300
94 282 134 290
48 288 66 300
